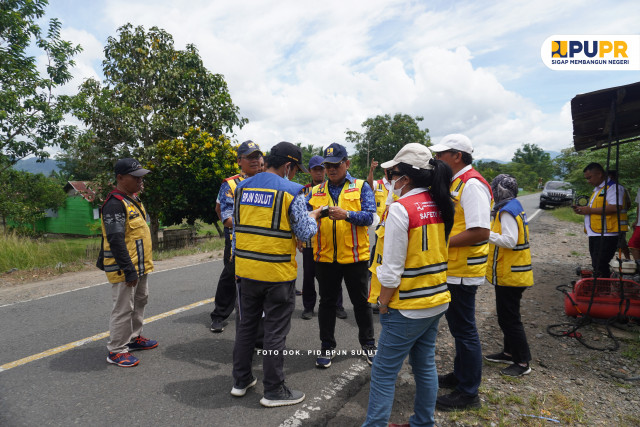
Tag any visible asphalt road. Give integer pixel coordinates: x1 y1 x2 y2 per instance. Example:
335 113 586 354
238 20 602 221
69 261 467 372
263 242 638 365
0 253 371 427
0 193 542 427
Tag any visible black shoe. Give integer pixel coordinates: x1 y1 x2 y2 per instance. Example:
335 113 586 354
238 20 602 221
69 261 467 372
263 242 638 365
336 307 348 319
437 372 459 389
260 383 305 407
210 319 227 333
500 363 531 377
315 346 336 369
361 341 377 366
484 351 513 364
301 309 314 320
295 288 303 296
436 390 480 411
230 376 257 397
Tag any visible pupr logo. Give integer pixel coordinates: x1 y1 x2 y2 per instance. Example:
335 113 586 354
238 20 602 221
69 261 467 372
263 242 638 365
326 147 334 156
542 35 640 70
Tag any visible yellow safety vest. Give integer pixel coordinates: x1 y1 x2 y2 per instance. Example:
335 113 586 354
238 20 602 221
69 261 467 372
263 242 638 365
448 168 493 277
486 200 534 287
234 173 301 282
373 179 398 219
308 179 370 264
224 174 245 199
101 193 154 284
368 192 451 309
587 183 629 233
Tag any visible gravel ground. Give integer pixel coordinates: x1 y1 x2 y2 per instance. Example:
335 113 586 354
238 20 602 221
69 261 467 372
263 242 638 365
329 211 640 426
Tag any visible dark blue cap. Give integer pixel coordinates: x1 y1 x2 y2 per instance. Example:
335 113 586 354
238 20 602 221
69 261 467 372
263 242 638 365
323 143 348 164
237 140 262 157
309 155 325 169
114 158 150 177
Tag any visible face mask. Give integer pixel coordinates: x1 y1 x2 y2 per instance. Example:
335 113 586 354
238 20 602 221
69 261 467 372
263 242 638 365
391 176 407 197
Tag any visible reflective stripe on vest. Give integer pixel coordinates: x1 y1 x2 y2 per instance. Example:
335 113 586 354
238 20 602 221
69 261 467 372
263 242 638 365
486 199 534 287
101 197 154 283
234 181 299 282
368 191 451 310
308 179 370 264
588 184 629 233
447 168 493 277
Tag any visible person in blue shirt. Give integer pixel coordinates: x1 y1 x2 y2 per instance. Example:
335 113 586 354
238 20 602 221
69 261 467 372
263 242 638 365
210 140 263 333
306 143 378 368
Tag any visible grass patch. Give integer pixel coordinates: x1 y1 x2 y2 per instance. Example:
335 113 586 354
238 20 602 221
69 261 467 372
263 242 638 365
0 233 99 272
549 206 584 224
154 237 225 260
1 232 225 279
566 232 577 236
570 250 585 257
620 336 640 361
164 220 223 237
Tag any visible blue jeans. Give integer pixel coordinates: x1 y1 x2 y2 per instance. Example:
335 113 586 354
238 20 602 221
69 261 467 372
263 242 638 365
445 283 482 396
363 309 444 427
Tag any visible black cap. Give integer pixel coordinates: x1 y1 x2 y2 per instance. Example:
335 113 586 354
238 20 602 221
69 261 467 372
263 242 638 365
114 158 150 177
237 140 263 157
323 143 348 164
270 141 309 173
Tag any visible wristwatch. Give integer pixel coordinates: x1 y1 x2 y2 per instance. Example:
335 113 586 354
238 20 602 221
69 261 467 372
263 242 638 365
377 298 388 309
346 210 351 220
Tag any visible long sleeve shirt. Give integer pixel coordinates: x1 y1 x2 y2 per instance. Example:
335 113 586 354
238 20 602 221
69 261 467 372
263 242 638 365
102 197 138 282
376 187 448 319
305 172 376 226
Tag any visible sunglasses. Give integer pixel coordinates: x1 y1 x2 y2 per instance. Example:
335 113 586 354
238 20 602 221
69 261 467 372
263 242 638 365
324 161 345 169
388 170 405 178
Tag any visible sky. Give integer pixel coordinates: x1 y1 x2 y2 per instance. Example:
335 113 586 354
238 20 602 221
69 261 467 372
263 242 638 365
39 0 640 161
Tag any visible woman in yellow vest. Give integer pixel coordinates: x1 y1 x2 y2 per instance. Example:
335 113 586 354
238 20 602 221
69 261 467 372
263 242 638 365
363 143 454 427
483 174 534 378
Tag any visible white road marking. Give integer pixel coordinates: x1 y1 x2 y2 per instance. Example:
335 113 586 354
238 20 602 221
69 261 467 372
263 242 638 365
0 260 216 308
0 297 215 373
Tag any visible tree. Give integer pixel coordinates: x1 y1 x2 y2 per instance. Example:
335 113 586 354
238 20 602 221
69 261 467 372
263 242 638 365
0 169 66 234
345 114 430 180
63 24 247 246
0 0 81 171
511 143 553 185
141 127 238 235
554 141 640 202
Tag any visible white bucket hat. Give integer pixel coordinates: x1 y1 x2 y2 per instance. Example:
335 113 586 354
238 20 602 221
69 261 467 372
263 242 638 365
380 143 434 170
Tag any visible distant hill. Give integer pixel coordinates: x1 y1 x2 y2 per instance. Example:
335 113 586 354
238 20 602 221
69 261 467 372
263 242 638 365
12 157 60 175
476 158 507 164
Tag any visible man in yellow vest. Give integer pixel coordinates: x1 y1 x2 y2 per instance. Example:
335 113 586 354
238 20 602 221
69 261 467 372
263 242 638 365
430 134 492 411
210 140 263 333
300 155 346 320
231 141 322 407
572 162 627 278
307 143 377 368
99 158 157 367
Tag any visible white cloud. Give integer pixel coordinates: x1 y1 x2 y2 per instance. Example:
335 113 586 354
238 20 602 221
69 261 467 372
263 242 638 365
47 0 640 161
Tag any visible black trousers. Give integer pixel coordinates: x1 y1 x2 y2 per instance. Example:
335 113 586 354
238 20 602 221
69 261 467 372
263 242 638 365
302 247 344 311
233 278 295 392
588 235 619 278
210 227 236 322
315 261 374 348
495 285 531 364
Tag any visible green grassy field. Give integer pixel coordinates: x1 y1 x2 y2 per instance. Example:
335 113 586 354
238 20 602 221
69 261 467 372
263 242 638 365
0 230 224 275
0 233 100 272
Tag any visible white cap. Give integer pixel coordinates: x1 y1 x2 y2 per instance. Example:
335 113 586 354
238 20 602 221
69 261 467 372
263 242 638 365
380 143 434 170
429 134 473 154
